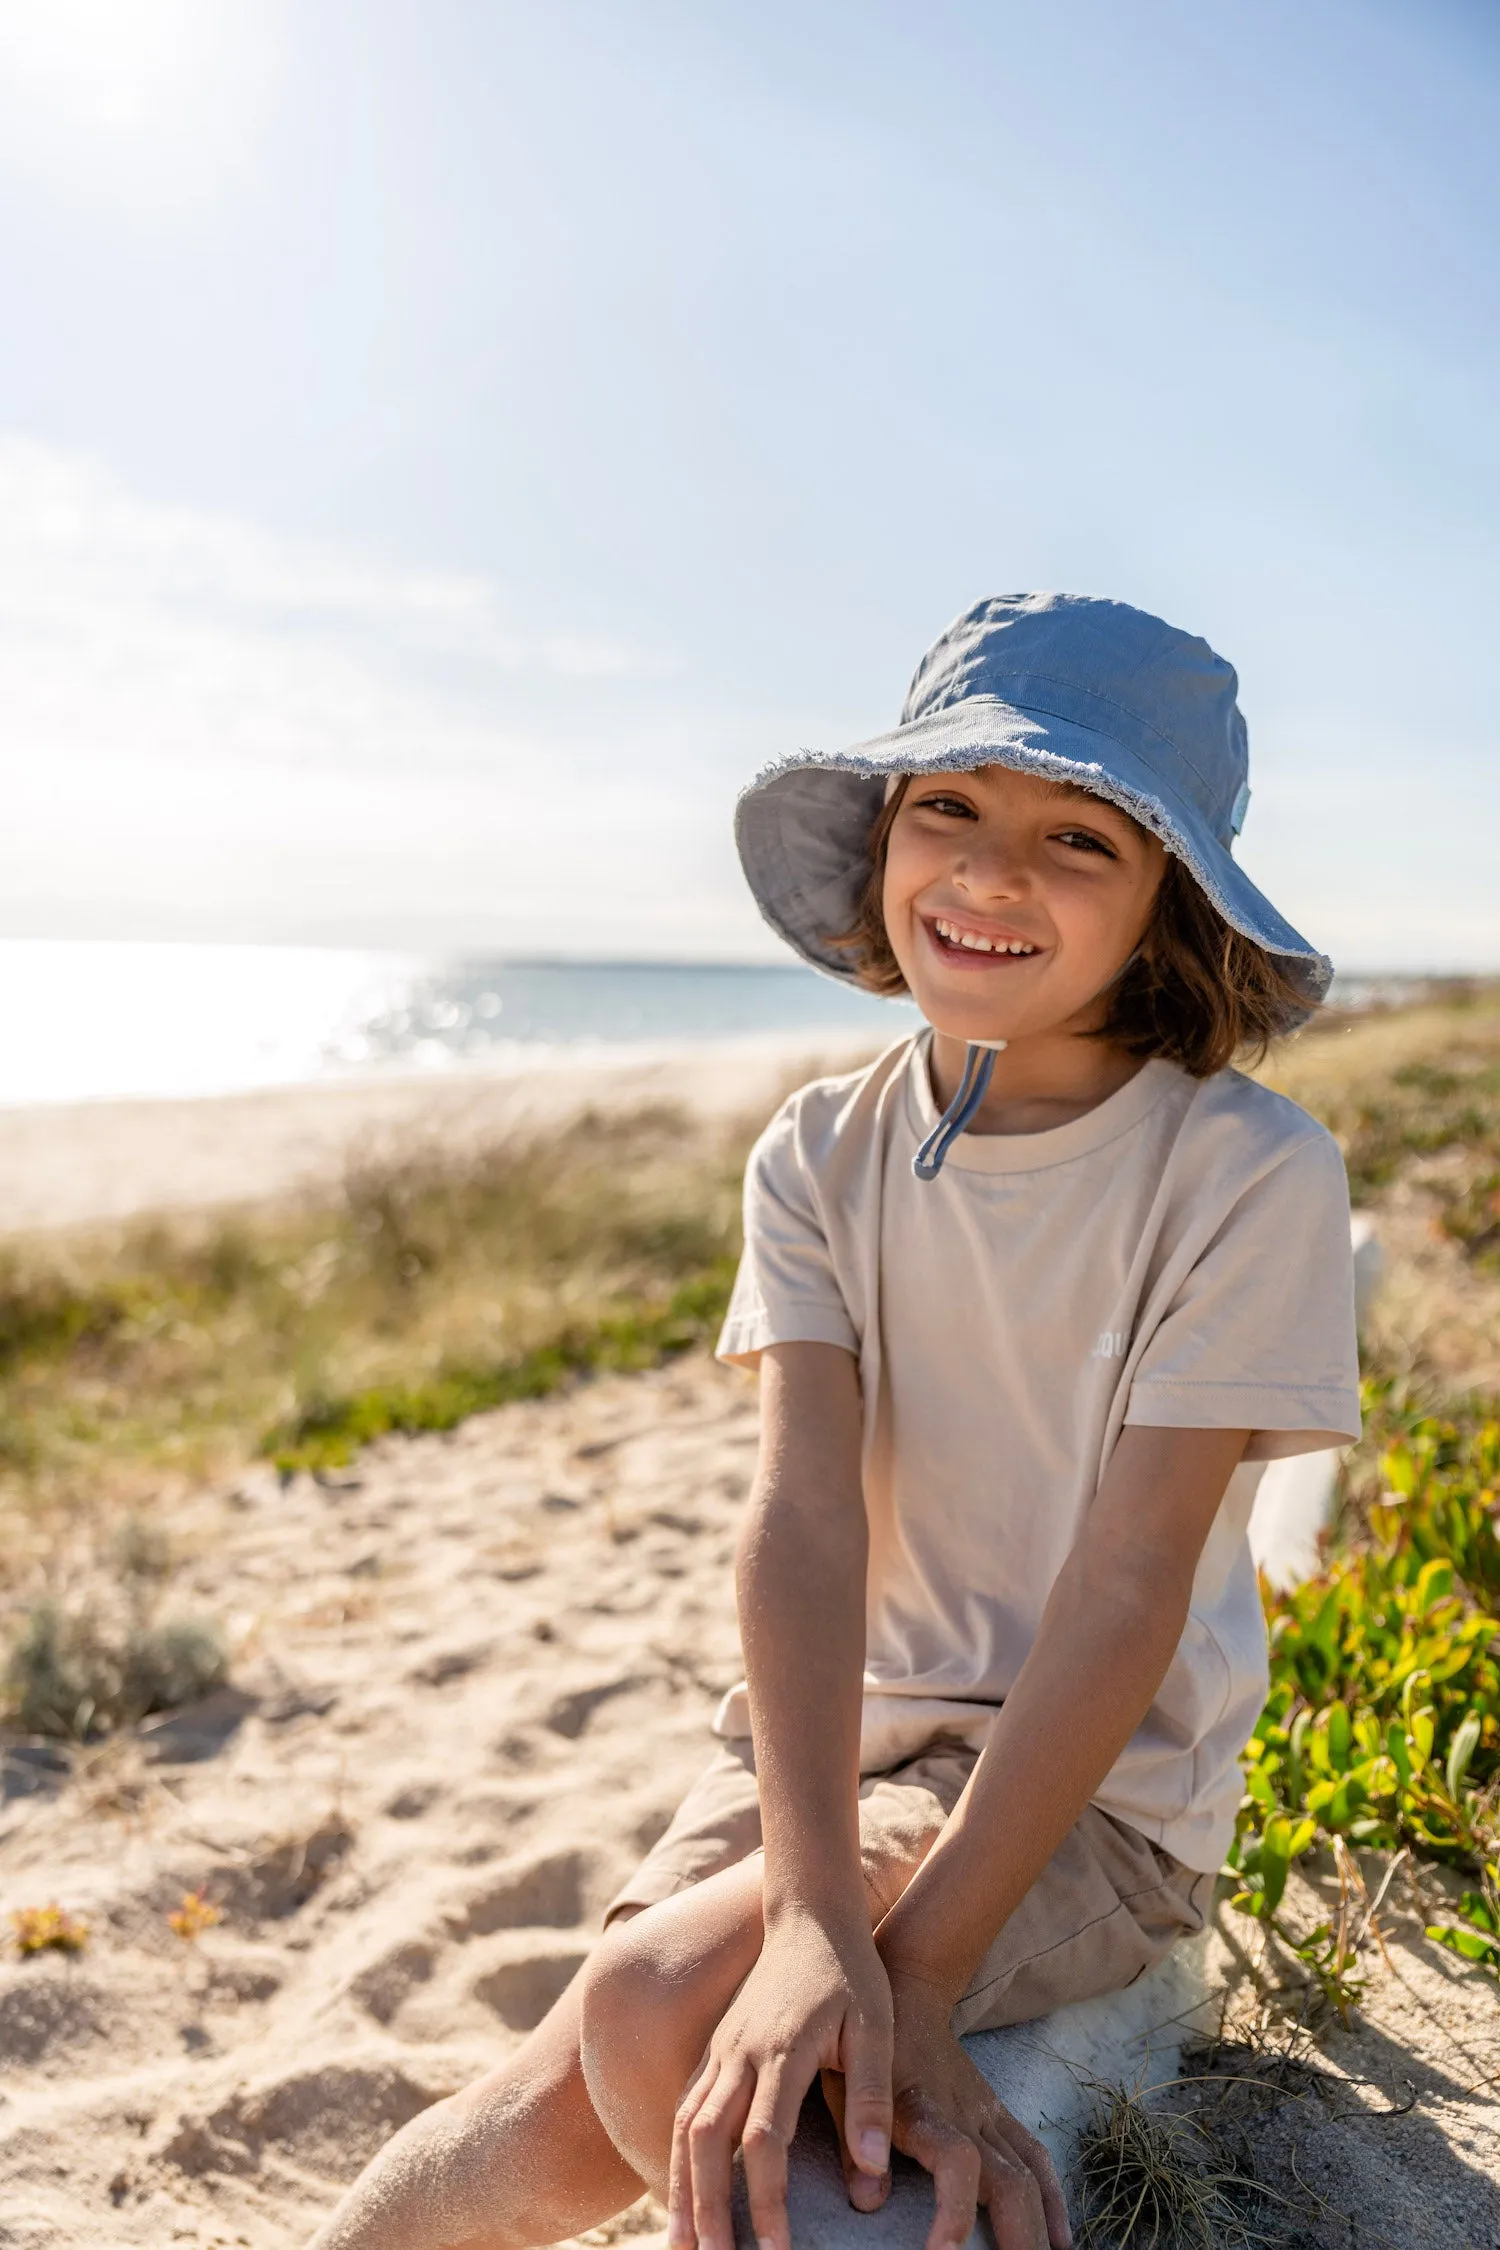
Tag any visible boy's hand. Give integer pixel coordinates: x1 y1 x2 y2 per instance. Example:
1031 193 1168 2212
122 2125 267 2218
883 1967 1071 2250
667 1903 893 2250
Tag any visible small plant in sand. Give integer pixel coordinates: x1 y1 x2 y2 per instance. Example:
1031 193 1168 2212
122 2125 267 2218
1226 1388 1500 2009
166 1889 223 1942
1 1596 227 1741
1 1502 229 1741
11 1902 89 1956
1072 2072 1284 2249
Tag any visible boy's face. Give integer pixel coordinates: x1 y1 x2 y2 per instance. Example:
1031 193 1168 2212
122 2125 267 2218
881 765 1166 1048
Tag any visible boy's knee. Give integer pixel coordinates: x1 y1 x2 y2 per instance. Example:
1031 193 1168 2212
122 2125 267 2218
579 1914 700 2083
578 1907 730 2173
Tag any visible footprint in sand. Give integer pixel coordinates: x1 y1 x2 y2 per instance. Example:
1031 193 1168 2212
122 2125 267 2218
444 1846 592 1937
470 1935 592 2031
348 1938 439 2026
159 2057 461 2182
214 1811 355 1921
0 1962 117 2069
544 1676 644 1740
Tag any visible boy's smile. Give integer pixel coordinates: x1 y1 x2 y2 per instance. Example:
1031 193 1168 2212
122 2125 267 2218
925 913 1042 965
882 764 1166 1117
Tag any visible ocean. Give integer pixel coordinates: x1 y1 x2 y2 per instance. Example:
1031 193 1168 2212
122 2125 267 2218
0 940 1441 1109
0 941 920 1108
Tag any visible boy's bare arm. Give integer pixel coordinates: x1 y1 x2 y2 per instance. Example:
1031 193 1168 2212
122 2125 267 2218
871 1425 1250 2228
668 1343 893 2250
737 1341 869 1926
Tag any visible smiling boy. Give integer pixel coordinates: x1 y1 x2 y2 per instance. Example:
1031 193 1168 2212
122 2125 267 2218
313 595 1360 2250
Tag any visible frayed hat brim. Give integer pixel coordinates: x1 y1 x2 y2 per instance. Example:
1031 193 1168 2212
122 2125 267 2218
735 694 1331 1009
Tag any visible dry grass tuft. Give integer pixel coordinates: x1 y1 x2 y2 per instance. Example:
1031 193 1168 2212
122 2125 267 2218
1072 2002 1363 2250
1072 2072 1284 2248
2 1510 224 1739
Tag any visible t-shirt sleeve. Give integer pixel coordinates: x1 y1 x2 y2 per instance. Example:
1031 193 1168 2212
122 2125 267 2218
1124 1129 1362 1460
716 1101 858 1367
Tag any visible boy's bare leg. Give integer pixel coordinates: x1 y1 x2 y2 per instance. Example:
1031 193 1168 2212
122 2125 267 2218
305 1859 768 2250
306 1970 634 2250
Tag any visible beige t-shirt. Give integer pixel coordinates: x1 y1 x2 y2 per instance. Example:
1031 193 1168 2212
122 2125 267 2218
714 1035 1361 1871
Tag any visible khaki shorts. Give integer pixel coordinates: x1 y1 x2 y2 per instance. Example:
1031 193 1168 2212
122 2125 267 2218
605 1740 1213 2034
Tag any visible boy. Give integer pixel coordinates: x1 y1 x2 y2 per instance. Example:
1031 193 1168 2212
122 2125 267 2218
314 596 1360 2250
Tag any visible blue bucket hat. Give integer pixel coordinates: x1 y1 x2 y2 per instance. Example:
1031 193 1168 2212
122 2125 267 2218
736 592 1331 1009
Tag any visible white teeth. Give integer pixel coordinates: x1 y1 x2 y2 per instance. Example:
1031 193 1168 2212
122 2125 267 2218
934 918 1035 957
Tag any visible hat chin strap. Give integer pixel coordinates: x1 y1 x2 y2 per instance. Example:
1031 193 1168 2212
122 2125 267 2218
910 939 1145 1182
912 1039 1007 1181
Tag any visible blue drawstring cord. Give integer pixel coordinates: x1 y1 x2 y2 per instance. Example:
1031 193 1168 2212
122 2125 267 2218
912 1041 1004 1181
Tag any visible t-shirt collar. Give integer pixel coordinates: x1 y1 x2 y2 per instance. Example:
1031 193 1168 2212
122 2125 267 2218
904 1032 1185 1175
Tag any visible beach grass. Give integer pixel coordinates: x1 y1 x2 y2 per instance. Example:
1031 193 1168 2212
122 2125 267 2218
2 993 1497 1522
0 1101 744 1567
1261 985 1500 1214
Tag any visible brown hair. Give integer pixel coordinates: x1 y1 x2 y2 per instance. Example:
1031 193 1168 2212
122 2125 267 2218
829 776 1313 1077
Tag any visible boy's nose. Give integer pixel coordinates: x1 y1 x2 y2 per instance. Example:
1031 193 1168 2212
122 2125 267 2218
953 835 1031 897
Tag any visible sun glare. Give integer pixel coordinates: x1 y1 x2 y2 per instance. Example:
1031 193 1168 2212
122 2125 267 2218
0 0 213 128
0 0 274 205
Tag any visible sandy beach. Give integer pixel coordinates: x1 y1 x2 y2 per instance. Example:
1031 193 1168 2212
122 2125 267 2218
0 1353 751 2248
3 1022 1500 2248
0 1035 885 1238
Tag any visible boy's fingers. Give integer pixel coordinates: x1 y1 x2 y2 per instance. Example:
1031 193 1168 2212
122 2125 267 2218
667 2055 717 2250
688 2060 756 2250
898 2109 981 2250
822 2071 890 2215
741 2054 812 2250
985 2117 1071 2249
977 2143 1048 2250
839 2010 895 2179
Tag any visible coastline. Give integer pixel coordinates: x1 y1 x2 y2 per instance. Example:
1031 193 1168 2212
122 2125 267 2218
0 1032 887 1237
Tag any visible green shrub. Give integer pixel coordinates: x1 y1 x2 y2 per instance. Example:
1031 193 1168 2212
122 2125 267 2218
1229 1393 1500 1985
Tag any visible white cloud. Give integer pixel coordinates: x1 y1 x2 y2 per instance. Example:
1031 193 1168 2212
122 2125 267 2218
0 436 764 952
0 435 667 771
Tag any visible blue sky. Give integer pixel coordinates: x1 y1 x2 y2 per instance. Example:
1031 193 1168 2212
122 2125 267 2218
0 0 1496 966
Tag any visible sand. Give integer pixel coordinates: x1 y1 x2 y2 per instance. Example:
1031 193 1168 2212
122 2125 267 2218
0 1035 884 1237
0 1356 751 2247
3 1350 1498 2248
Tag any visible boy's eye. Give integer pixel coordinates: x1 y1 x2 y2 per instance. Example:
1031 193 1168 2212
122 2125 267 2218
912 792 977 819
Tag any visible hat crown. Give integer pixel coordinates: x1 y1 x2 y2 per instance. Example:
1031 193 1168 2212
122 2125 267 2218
901 594 1248 845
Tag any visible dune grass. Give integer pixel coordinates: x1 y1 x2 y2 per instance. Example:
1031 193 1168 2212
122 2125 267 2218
262 1261 738 1475
1 995 1496 1521
0 1101 743 1550
1261 985 1500 1220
